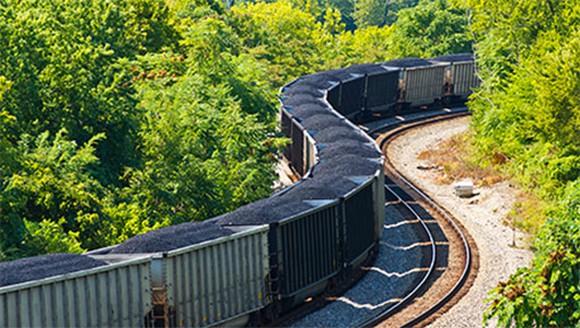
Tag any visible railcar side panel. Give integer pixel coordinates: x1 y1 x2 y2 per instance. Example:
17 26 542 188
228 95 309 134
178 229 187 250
0 257 151 327
450 61 479 99
273 201 341 300
401 65 447 106
374 170 386 241
343 179 377 264
366 70 400 114
164 226 269 328
326 84 341 112
304 133 317 176
339 77 365 118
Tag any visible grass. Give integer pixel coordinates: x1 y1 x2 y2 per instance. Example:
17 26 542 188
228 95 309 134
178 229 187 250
419 129 547 240
417 130 504 186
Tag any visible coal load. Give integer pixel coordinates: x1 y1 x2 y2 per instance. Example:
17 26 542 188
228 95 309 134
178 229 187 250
322 68 356 81
284 176 360 200
297 72 339 89
109 221 234 254
312 155 381 178
430 53 474 62
345 63 383 75
300 113 344 131
383 57 432 68
216 195 314 225
288 102 332 119
0 253 107 288
318 140 380 160
282 84 325 98
313 126 370 144
280 93 326 108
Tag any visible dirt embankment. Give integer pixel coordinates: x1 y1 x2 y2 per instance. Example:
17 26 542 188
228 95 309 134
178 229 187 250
387 117 533 327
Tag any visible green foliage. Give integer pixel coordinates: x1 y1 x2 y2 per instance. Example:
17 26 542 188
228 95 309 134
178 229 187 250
0 0 178 185
385 0 418 25
470 29 580 199
231 1 328 82
337 25 395 64
0 0 471 260
484 181 580 327
391 0 471 57
22 219 84 256
456 0 580 325
0 76 10 103
0 130 110 257
352 0 386 28
125 71 279 224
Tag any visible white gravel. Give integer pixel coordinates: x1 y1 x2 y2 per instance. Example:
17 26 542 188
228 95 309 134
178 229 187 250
387 117 534 327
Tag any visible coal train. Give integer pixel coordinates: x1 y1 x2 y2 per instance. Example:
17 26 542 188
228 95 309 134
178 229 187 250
0 54 478 327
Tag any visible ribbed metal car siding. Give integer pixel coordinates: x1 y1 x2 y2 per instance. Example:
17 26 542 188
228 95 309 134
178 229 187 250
403 66 446 106
344 181 376 263
366 71 399 112
290 120 305 176
340 78 365 117
165 227 269 328
276 203 341 297
281 109 292 161
0 260 150 327
451 62 479 99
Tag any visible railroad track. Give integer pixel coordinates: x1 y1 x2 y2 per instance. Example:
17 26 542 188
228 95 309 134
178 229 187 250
287 111 477 328
367 112 477 327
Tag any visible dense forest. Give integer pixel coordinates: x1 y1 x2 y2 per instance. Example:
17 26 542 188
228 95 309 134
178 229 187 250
0 0 469 260
2 0 577 326
453 0 580 326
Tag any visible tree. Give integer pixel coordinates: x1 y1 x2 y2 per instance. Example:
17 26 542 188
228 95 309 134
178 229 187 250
453 0 580 325
125 68 281 225
0 130 112 258
353 0 386 28
390 0 471 57
484 181 580 327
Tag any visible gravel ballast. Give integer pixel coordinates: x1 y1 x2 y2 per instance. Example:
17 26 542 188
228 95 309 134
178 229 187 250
291 200 431 327
387 117 533 327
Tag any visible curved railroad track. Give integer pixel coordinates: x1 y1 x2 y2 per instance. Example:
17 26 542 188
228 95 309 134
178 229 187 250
367 112 478 327
286 110 479 328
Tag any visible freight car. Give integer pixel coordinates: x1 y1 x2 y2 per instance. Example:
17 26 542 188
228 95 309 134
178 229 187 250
0 54 478 327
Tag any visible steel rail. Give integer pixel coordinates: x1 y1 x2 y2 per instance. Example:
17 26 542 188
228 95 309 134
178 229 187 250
357 183 437 327
359 111 472 327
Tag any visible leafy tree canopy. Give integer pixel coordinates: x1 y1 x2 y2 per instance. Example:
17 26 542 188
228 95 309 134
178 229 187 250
453 0 580 325
0 0 472 260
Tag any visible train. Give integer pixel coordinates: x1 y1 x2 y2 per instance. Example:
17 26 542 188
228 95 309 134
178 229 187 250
0 53 478 327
